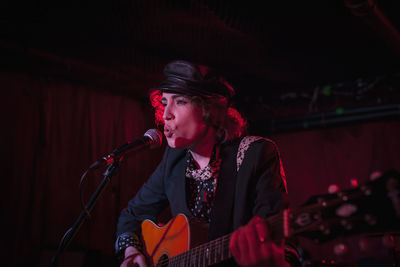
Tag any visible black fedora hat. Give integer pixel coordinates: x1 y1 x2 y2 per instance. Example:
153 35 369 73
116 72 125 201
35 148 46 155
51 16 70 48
156 60 234 99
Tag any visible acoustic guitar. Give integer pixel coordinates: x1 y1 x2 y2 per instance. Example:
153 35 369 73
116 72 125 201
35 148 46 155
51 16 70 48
141 170 400 266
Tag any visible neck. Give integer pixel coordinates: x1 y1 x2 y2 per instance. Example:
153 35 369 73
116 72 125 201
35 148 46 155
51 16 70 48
189 127 216 169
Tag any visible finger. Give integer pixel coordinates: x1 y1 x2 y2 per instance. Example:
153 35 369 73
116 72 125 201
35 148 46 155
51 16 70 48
243 218 262 265
231 217 275 267
254 217 269 244
231 218 266 266
230 226 244 264
122 253 147 267
120 258 135 267
133 254 148 267
248 216 281 266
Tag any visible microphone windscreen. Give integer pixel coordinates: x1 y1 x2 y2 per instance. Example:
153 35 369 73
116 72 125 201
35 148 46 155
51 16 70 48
144 128 163 148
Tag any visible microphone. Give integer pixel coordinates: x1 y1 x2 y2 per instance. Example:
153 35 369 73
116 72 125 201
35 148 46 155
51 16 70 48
89 129 162 169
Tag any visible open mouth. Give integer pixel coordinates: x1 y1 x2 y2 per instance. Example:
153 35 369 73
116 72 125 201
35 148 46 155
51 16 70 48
164 125 174 138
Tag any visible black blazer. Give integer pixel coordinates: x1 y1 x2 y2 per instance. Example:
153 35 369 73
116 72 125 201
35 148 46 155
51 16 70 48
116 137 288 241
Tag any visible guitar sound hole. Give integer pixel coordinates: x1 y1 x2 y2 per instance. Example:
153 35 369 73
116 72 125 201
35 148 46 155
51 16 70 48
156 254 169 267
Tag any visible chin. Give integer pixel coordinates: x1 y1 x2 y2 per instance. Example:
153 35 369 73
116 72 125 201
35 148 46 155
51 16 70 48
166 137 175 148
166 138 181 148
167 140 177 148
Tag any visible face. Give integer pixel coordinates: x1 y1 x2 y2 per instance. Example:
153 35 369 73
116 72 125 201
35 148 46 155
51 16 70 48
161 92 207 148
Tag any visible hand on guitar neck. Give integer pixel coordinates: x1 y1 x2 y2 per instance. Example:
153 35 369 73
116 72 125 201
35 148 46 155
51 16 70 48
230 216 290 267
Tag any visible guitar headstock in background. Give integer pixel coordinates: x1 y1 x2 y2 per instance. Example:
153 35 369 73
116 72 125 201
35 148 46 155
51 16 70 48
288 169 400 243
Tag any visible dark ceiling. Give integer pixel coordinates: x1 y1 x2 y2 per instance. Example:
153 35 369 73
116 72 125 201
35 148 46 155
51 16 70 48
2 0 400 131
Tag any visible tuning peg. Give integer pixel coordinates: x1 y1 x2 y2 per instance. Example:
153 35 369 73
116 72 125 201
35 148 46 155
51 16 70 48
333 243 348 256
328 184 340 193
369 170 382 181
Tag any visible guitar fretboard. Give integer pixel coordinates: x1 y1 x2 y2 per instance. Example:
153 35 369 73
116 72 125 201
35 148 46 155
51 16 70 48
162 233 232 266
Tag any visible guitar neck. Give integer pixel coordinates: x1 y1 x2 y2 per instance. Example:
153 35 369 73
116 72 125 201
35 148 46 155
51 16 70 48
166 212 286 266
167 233 233 266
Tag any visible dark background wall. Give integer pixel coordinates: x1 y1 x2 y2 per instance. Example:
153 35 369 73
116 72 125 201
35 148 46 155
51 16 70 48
2 0 400 266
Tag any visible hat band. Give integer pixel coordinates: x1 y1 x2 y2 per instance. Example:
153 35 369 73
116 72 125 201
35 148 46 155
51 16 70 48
158 76 228 98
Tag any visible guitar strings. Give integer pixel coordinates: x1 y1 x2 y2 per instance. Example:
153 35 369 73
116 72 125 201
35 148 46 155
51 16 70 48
158 233 233 266
158 218 282 266
165 216 285 266
156 215 287 266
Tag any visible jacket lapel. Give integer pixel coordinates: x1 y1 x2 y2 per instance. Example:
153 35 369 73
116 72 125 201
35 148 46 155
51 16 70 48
208 140 240 240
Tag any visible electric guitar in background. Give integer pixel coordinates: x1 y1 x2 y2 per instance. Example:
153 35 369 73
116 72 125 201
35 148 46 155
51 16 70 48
141 170 400 266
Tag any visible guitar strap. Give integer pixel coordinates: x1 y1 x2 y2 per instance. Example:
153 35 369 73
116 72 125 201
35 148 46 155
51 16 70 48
236 136 263 172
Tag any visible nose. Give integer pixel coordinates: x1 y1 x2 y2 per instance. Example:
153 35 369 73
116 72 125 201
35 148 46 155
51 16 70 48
162 104 174 121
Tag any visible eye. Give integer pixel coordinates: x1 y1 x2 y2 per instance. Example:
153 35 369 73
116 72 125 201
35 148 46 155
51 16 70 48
175 97 188 105
161 101 167 107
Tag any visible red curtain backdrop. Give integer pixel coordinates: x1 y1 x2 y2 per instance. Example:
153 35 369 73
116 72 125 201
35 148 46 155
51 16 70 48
3 70 400 266
3 72 164 267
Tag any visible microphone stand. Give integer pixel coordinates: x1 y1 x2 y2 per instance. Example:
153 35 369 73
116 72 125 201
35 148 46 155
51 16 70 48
49 160 120 267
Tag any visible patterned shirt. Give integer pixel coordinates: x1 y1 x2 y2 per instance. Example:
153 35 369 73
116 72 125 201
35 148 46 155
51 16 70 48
185 146 221 222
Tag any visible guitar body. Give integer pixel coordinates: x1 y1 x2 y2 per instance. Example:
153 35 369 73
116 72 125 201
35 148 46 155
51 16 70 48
142 213 190 266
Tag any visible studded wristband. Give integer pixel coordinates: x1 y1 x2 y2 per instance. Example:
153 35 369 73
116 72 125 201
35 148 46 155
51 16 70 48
115 232 143 259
